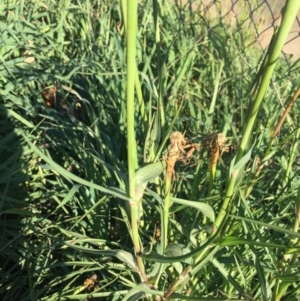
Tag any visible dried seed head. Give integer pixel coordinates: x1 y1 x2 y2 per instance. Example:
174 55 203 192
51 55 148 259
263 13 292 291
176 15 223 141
203 132 227 156
216 133 227 149
170 131 186 146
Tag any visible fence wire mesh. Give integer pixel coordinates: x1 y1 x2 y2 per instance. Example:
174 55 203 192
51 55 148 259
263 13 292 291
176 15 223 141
174 0 300 60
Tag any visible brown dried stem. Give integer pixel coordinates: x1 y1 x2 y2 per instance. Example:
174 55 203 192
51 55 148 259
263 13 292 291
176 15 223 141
163 131 200 252
245 85 300 198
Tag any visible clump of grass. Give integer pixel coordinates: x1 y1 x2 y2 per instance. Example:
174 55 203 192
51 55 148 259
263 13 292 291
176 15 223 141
1 0 300 300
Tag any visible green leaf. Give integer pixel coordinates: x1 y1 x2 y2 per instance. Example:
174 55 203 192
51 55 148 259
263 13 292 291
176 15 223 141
165 243 193 264
7 109 35 128
3 209 37 216
254 254 268 301
122 283 162 301
20 130 133 203
63 241 137 270
230 215 300 240
135 162 163 200
53 184 81 213
230 145 254 175
135 162 163 186
211 258 247 298
140 235 216 263
171 197 215 221
215 236 288 249
170 292 242 300
277 272 300 282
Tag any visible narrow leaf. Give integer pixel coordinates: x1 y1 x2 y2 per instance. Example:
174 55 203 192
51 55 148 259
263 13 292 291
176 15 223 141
135 162 163 186
20 130 133 202
216 236 288 249
171 197 215 221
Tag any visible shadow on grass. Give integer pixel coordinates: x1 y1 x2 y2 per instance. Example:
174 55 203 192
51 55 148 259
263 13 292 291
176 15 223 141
0 103 33 300
0 88 107 300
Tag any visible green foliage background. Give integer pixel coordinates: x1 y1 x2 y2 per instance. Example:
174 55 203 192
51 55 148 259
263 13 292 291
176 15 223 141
1 0 300 300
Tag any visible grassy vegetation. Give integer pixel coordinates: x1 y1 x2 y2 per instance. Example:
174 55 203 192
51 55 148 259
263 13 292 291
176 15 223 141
1 0 300 300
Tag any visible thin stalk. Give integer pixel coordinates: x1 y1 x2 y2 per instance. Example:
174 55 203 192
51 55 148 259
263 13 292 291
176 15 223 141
215 0 300 229
244 85 300 197
208 148 219 196
163 173 172 253
208 60 224 119
206 61 224 196
163 151 175 254
125 0 147 281
153 141 176 288
120 0 148 131
153 0 166 135
162 132 186 254
164 246 221 298
191 162 203 199
200 151 219 234
126 0 138 206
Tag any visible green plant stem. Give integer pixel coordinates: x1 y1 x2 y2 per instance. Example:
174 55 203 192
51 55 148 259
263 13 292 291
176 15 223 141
120 0 148 131
126 0 137 202
153 0 166 135
208 159 216 197
163 177 171 253
153 170 172 288
126 0 147 282
284 128 300 185
204 158 218 228
215 0 300 230
191 162 202 199
164 246 221 298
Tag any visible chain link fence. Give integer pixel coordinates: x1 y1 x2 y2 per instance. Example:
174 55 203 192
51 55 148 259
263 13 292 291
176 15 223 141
175 0 300 60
